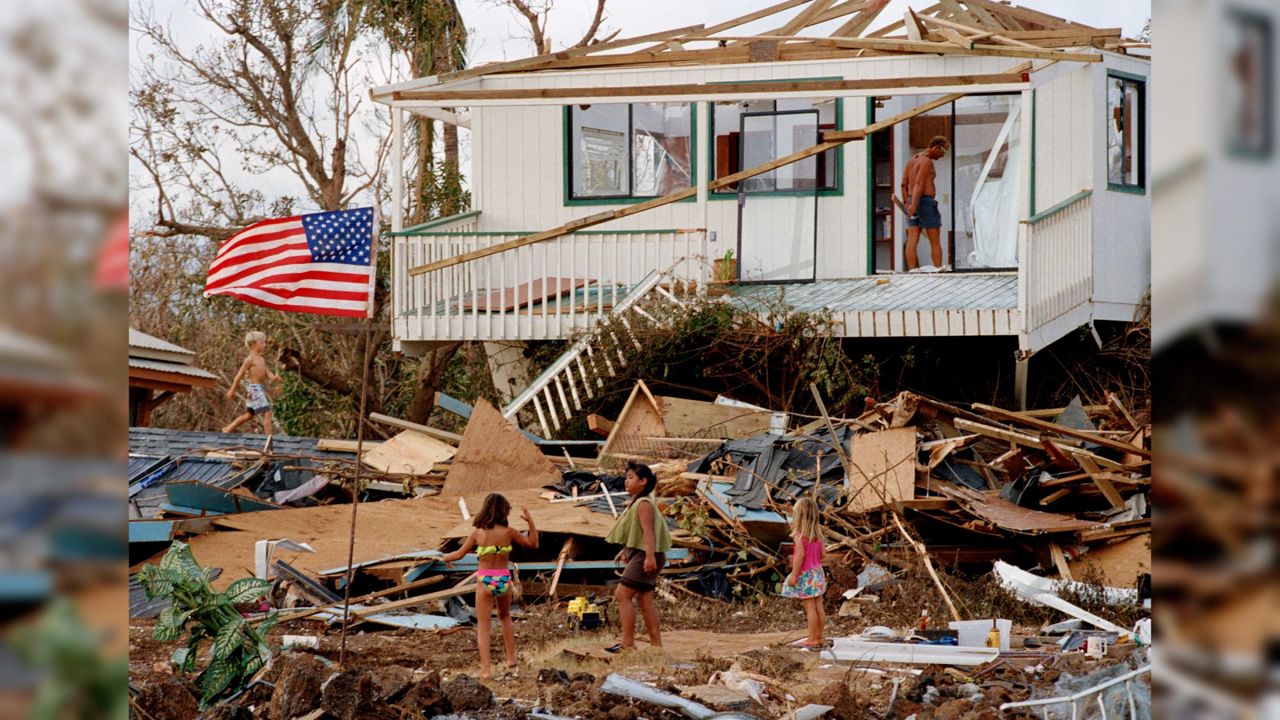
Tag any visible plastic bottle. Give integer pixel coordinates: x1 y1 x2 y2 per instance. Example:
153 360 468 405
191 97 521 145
987 626 1002 649
918 609 929 631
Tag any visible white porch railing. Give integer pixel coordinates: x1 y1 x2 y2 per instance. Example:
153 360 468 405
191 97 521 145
1020 190 1093 333
392 225 709 342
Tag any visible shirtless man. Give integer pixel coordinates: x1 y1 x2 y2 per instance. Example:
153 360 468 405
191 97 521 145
222 330 281 435
900 135 950 270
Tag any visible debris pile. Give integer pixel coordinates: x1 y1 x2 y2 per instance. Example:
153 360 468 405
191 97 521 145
129 376 1150 719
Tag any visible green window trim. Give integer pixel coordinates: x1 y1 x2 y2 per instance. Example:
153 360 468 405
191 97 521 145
1104 69 1148 195
391 210 481 236
1225 8 1274 161
865 96 875 275
562 104 698 207
707 79 845 201
1030 89 1037 217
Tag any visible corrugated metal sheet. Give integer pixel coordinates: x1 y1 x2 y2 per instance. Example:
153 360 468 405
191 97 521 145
727 273 1017 314
128 357 218 381
129 328 196 356
128 428 347 459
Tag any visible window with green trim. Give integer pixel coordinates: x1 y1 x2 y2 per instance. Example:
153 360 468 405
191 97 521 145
711 98 839 194
567 103 693 200
1106 73 1146 190
1223 10 1273 158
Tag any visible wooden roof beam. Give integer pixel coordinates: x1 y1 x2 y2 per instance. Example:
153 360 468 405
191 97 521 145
917 13 1039 49
436 23 706 83
824 90 971 142
831 0 889 38
904 8 928 41
962 0 1091 31
395 70 1031 104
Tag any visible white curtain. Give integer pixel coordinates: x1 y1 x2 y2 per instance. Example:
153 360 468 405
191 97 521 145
968 105 1022 268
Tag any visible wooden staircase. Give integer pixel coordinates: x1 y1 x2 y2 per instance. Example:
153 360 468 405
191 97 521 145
501 265 698 438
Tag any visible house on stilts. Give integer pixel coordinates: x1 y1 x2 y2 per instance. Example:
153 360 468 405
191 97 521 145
371 0 1150 431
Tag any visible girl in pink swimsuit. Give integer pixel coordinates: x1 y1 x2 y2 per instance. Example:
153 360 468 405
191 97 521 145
781 497 828 649
442 493 539 679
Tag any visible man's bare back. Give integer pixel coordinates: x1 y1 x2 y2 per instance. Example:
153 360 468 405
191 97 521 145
901 136 950 270
900 152 937 204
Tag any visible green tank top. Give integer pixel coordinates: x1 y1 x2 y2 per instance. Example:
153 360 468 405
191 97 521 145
605 495 672 553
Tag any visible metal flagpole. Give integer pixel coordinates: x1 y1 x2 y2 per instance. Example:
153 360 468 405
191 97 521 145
338 208 380 666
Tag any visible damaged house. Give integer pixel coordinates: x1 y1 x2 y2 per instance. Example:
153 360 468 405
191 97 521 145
371 0 1150 424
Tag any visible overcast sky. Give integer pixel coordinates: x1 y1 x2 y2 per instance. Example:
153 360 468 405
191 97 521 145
463 0 1149 64
126 0 1150 223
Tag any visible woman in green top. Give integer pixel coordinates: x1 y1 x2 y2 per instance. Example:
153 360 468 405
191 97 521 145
604 460 672 652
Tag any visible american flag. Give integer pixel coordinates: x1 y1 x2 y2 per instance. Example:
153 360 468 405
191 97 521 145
203 207 377 318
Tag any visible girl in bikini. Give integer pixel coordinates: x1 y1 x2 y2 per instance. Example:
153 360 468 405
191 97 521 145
441 493 538 679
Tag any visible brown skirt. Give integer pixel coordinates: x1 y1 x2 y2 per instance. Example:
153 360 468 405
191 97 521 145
619 548 666 592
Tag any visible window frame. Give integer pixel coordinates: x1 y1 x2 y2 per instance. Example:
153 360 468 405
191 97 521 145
709 94 844 200
1105 70 1148 195
563 103 698 206
1224 8 1274 160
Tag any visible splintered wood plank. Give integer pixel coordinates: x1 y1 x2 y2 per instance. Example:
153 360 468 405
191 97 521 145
587 414 615 438
442 398 563 497
659 396 773 440
1076 456 1127 510
362 429 457 475
846 427 916 513
602 380 669 459
1049 542 1074 581
973 403 1152 459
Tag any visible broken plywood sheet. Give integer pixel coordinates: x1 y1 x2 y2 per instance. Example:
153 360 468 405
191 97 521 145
181 495 464 590
601 380 669 459
362 429 455 475
1066 533 1150 588
938 484 1101 534
442 398 562 497
659 396 772 439
846 428 916 512
442 488 618 540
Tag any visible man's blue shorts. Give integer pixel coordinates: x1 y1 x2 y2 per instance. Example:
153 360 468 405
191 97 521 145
907 195 942 229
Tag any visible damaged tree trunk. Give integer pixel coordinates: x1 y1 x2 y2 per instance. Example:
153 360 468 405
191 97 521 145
404 342 464 424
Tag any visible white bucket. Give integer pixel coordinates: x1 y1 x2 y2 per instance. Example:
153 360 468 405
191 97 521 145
948 620 993 648
769 412 788 435
282 635 319 649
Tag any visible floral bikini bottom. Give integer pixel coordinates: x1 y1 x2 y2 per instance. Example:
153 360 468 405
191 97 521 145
477 568 512 597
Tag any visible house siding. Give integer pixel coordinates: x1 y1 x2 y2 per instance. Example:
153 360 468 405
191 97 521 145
470 54 1019 281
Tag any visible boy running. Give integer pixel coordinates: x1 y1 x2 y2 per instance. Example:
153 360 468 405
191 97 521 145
222 331 280 435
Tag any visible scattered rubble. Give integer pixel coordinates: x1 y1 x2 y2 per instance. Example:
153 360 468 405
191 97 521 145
130 380 1150 719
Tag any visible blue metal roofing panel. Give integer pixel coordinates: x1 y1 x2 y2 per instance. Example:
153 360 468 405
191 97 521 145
128 427 351 459
727 273 1017 314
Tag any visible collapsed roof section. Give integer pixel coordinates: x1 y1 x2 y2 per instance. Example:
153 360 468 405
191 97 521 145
371 0 1143 111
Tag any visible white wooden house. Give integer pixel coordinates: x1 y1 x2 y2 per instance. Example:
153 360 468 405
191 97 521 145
372 1 1150 409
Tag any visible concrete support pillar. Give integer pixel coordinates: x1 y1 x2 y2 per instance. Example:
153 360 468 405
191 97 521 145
484 341 534 407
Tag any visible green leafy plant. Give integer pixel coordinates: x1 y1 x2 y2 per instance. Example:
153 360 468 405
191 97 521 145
11 599 128 720
714 249 736 283
669 497 710 538
137 541 277 708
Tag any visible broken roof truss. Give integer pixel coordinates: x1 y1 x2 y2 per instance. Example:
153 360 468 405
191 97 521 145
373 0 1138 107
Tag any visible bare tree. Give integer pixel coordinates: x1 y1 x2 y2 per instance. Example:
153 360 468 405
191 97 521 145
486 0 617 55
129 0 465 431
